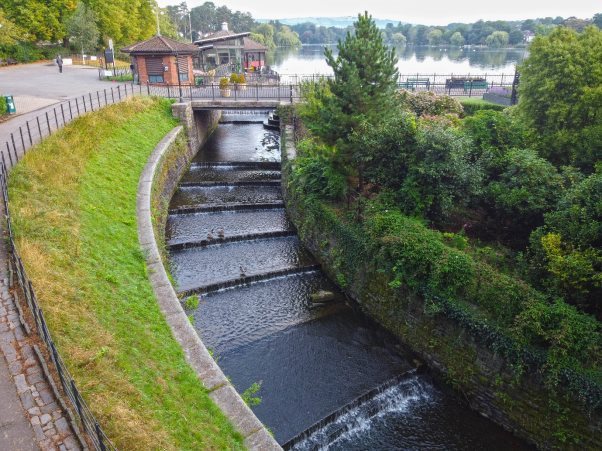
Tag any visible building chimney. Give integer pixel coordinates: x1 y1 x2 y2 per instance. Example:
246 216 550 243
221 22 228 31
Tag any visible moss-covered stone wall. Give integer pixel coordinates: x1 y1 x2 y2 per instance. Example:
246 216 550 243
281 126 601 450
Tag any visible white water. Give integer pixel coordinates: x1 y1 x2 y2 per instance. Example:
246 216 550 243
290 375 432 450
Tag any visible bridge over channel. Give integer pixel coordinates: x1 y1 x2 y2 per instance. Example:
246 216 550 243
147 84 302 109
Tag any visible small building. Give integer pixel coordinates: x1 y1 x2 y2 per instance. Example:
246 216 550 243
194 23 268 72
122 35 199 85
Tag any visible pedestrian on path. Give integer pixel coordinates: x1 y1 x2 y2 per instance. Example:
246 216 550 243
56 55 63 73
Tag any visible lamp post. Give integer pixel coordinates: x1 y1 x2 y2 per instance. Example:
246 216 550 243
175 51 184 103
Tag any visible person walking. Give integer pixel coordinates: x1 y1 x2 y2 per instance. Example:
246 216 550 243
56 54 63 73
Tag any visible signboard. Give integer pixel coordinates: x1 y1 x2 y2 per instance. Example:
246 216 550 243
104 49 114 64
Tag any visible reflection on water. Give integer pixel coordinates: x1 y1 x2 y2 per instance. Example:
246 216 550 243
269 44 527 75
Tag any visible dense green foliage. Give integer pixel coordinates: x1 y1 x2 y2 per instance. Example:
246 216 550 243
518 26 602 173
66 3 99 54
292 13 601 419
459 98 506 116
0 96 7 115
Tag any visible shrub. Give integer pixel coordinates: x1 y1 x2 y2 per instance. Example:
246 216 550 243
460 99 505 116
291 153 347 201
219 77 229 90
229 73 246 84
398 90 464 117
0 96 7 115
399 122 482 222
528 171 602 316
485 149 563 244
463 109 527 166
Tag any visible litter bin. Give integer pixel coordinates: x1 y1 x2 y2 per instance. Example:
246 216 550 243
4 95 16 114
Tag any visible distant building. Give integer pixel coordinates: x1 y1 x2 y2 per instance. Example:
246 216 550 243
523 31 535 43
194 23 268 72
122 35 199 85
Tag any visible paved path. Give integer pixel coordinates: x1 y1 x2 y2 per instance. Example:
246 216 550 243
0 235 81 451
0 62 99 451
0 62 121 146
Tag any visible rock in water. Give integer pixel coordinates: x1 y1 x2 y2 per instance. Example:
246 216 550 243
310 290 336 303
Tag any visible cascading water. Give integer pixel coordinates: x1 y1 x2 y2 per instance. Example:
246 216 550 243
165 112 531 449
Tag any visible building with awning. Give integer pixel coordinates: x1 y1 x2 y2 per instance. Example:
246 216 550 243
194 23 268 72
122 35 199 85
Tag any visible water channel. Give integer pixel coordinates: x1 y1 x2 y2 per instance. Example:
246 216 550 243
166 113 531 449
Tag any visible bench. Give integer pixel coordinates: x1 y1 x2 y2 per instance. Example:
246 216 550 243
463 80 488 92
398 78 430 91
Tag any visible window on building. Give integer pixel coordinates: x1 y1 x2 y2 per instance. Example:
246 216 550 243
177 56 189 82
146 57 165 83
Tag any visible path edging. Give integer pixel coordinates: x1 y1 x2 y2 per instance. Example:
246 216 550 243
136 126 281 450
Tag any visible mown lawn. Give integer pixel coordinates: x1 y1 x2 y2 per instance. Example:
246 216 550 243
8 97 244 450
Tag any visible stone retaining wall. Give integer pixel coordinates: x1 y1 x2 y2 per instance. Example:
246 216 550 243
136 121 280 450
281 126 601 450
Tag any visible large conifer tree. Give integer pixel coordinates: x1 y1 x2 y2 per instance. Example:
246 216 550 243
317 11 399 148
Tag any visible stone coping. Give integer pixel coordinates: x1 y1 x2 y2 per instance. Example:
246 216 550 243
136 126 281 450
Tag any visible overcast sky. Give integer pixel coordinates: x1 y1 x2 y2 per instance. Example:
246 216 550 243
158 0 599 25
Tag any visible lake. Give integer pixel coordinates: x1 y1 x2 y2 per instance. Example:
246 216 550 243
268 44 527 76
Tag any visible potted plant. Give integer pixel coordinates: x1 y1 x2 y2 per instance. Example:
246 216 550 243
219 77 231 97
230 73 247 91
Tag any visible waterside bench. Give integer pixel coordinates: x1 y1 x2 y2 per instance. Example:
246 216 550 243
398 78 431 90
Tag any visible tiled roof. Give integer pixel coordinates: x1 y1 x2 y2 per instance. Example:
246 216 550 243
194 31 250 46
122 35 199 54
243 37 268 52
204 29 234 40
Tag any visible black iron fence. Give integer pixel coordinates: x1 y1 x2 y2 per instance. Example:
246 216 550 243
2 84 143 170
0 84 144 450
0 161 116 450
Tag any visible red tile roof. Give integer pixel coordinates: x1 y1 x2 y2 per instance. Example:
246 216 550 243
243 37 268 52
122 35 199 54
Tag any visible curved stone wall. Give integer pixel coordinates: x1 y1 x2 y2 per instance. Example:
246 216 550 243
136 123 281 450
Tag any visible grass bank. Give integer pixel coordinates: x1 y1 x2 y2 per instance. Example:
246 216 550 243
8 97 244 450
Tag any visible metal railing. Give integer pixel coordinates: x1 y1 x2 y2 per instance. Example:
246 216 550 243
2 84 143 170
0 161 116 450
0 84 145 450
145 82 300 103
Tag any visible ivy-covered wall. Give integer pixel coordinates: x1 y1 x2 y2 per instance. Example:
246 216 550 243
281 126 601 450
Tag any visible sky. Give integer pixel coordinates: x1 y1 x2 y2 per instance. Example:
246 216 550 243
157 0 599 25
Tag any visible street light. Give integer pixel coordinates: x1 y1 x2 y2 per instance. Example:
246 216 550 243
175 51 184 103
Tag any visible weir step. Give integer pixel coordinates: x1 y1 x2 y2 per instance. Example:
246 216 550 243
168 230 297 251
179 180 281 188
190 161 281 170
282 369 421 450
178 264 322 296
169 201 285 215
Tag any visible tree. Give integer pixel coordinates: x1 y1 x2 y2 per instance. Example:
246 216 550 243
449 31 464 46
508 29 524 45
251 23 275 48
593 13 602 28
485 31 509 47
392 32 406 46
519 26 602 172
300 12 399 206
2 0 77 42
0 9 25 46
427 28 443 45
274 25 301 47
67 3 100 54
308 12 398 150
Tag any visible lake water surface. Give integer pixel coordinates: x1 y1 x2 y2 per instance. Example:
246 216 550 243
268 44 527 76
